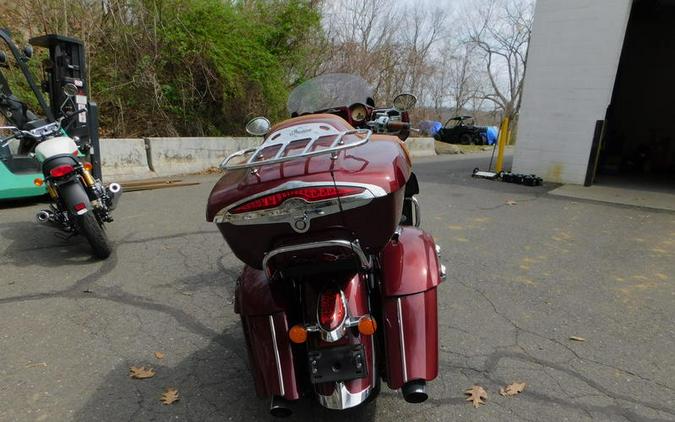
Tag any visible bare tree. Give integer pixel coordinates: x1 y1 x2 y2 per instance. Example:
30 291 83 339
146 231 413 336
467 0 533 119
399 6 447 98
318 0 447 105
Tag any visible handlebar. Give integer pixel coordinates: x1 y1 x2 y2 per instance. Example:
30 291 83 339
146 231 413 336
367 115 415 134
386 121 411 131
0 108 86 148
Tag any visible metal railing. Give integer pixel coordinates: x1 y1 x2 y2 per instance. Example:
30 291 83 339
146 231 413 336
262 239 372 278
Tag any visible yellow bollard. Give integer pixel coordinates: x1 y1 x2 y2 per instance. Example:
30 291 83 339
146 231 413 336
495 117 510 173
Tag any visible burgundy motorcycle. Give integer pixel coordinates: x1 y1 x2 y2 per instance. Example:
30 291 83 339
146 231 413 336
206 74 445 416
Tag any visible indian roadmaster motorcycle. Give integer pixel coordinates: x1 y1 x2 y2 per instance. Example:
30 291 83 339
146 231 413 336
0 30 120 258
207 74 445 416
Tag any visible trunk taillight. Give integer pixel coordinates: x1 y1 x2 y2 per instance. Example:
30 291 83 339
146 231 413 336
231 186 365 214
49 164 75 178
318 289 346 330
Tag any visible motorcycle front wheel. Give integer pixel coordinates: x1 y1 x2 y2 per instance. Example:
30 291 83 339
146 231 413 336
76 212 112 259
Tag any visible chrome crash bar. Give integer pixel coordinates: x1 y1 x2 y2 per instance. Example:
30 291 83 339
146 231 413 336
220 125 372 171
262 239 372 278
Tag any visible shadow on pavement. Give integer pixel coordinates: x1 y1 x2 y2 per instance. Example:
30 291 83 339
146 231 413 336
0 195 49 210
72 327 379 422
0 220 100 267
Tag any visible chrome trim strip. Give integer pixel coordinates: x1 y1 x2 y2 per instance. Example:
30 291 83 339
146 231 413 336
317 382 371 410
268 315 285 397
397 298 408 383
262 239 371 278
303 314 362 333
411 196 421 227
371 333 377 387
212 181 388 230
220 125 372 170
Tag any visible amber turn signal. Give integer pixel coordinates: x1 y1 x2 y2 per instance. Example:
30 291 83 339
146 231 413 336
358 315 377 336
33 178 44 187
83 162 93 171
289 324 308 344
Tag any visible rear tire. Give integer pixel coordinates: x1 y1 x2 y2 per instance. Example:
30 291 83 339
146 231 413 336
460 133 472 145
76 212 112 259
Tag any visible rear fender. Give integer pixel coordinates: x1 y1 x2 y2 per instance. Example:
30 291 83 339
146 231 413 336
310 273 377 409
57 179 92 215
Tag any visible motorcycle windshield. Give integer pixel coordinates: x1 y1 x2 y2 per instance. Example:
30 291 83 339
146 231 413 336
287 73 374 115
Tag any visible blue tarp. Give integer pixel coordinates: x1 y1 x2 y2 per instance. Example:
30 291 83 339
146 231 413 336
486 126 499 145
419 120 443 136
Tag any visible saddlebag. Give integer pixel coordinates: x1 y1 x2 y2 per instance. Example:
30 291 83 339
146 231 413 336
235 266 300 400
379 226 442 390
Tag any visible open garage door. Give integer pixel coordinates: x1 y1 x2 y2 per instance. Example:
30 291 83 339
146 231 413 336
592 0 675 192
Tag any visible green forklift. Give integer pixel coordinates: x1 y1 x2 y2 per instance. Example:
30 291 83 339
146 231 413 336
0 28 101 200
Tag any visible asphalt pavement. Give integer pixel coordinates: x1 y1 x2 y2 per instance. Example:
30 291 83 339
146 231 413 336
1 152 673 421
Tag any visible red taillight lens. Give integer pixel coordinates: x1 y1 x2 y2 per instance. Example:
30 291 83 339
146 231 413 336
49 164 75 178
231 186 365 214
318 289 346 330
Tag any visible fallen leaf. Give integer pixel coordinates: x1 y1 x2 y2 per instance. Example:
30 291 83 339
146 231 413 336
129 366 155 379
465 385 487 408
499 382 527 397
505 200 517 206
160 388 180 405
154 352 165 360
569 336 586 342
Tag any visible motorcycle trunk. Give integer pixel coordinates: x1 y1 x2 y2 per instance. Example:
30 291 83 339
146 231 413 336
206 115 440 410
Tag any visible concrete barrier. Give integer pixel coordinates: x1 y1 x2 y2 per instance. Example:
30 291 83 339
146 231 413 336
405 137 437 158
100 138 154 181
147 137 261 177
98 135 436 182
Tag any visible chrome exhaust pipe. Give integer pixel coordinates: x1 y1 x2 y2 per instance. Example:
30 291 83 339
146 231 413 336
402 380 428 403
107 183 122 211
36 210 53 224
270 396 292 418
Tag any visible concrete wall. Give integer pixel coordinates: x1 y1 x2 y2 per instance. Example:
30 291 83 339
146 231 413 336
513 0 633 184
100 137 260 181
405 137 436 158
99 138 149 181
147 137 260 177
100 136 436 181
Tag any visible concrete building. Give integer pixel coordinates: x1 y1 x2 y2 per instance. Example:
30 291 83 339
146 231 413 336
514 0 675 190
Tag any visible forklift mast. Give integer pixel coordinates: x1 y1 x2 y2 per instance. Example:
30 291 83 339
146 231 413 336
30 34 88 139
29 34 102 179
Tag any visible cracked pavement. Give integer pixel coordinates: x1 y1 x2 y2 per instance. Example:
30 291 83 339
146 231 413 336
0 153 673 421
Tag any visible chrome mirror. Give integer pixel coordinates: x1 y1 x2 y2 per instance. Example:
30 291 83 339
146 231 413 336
245 117 271 136
393 93 417 112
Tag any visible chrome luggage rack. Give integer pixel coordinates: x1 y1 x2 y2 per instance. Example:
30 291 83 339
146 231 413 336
220 123 372 171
